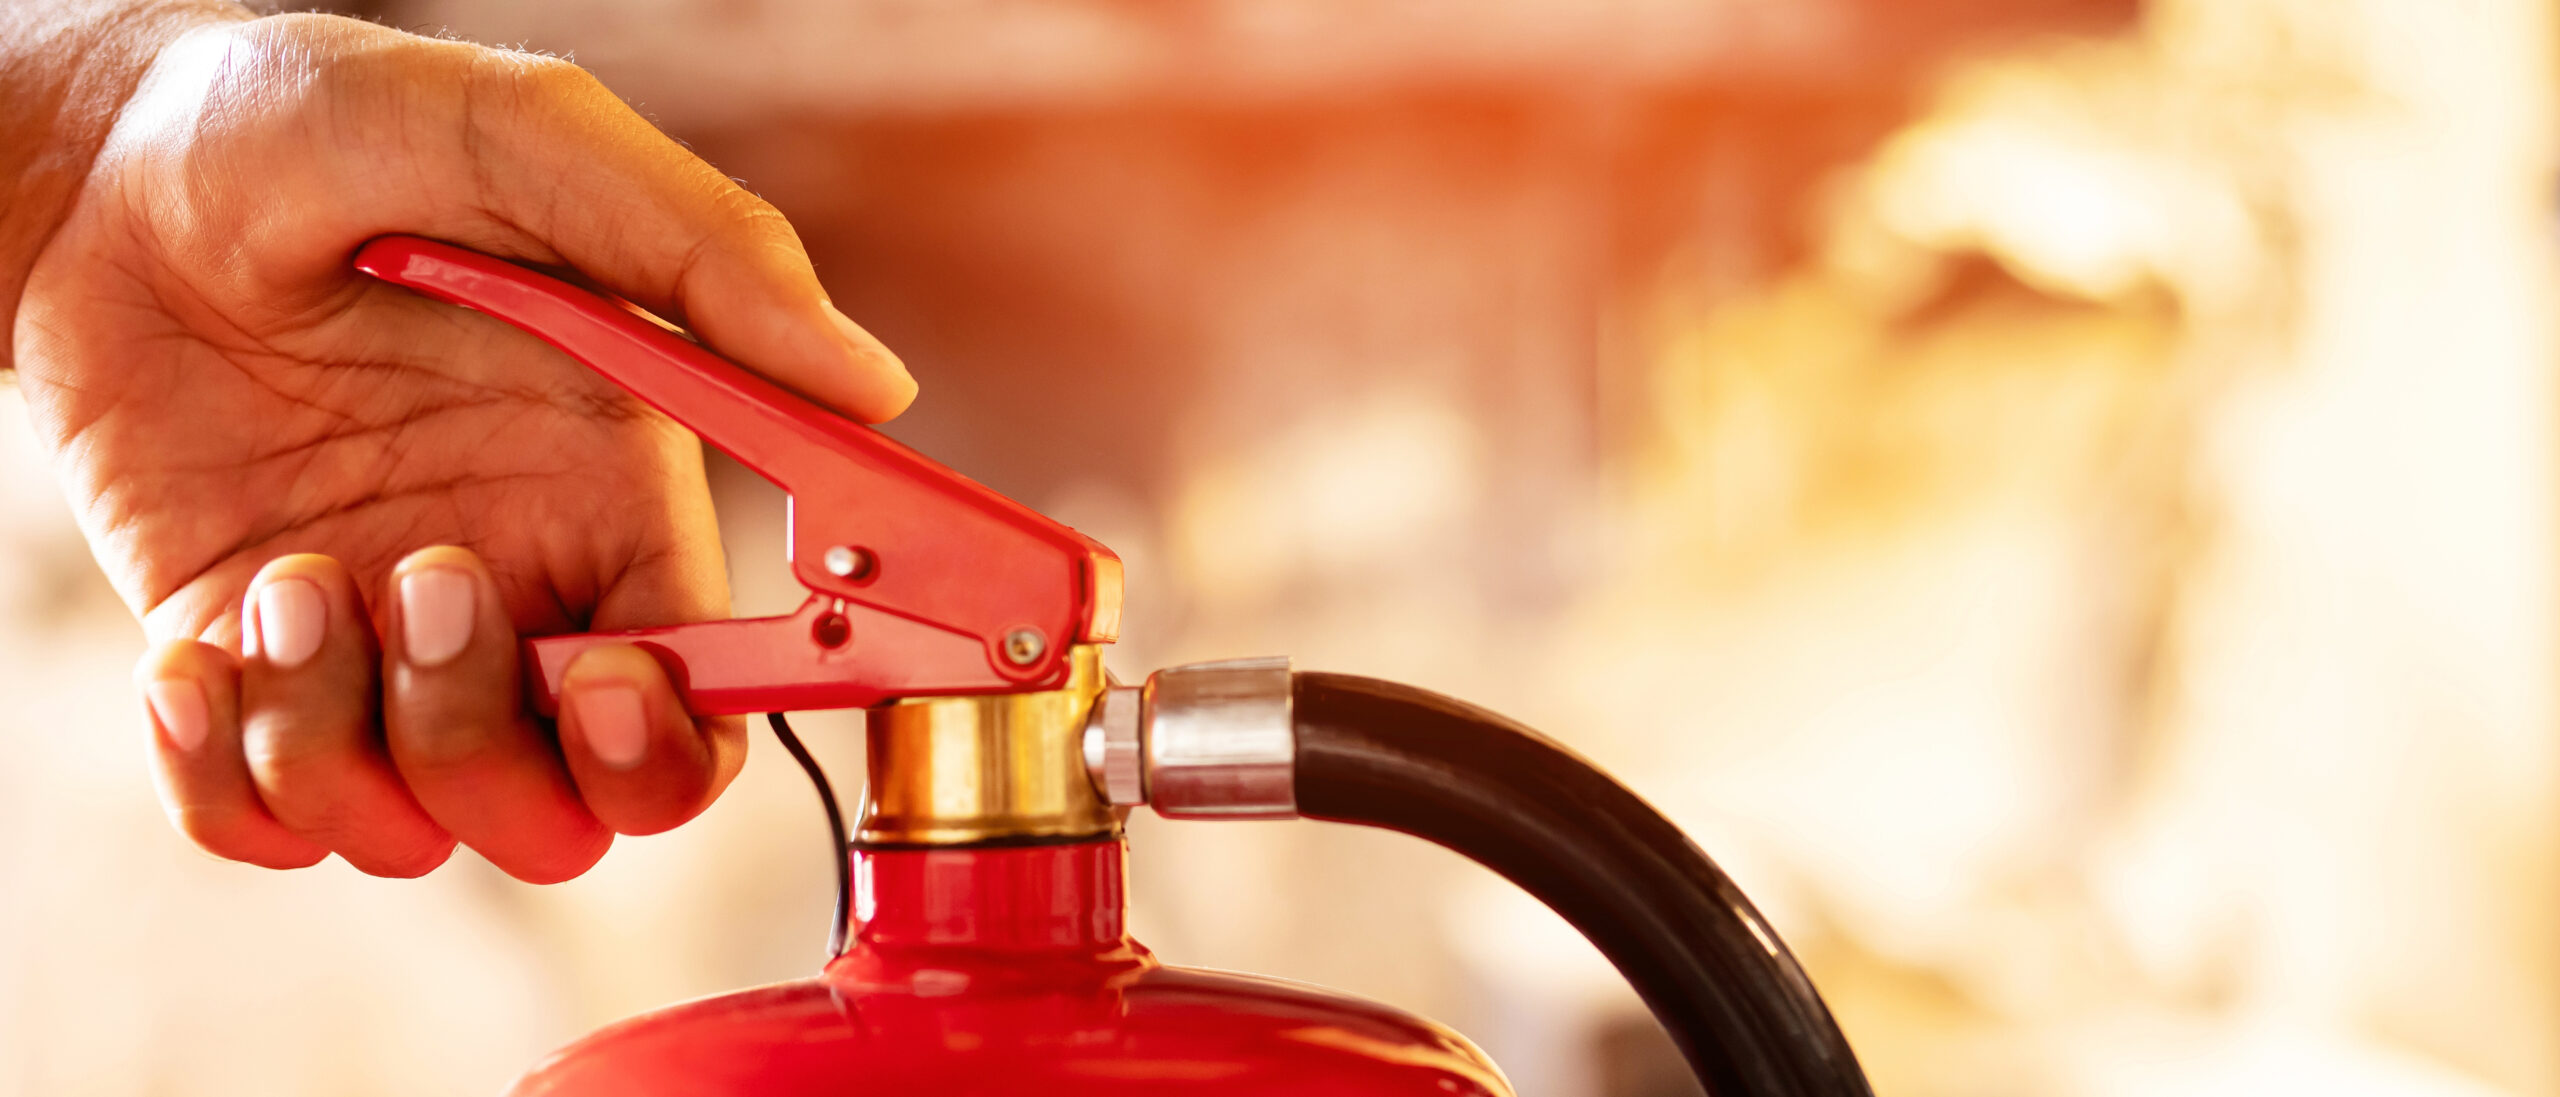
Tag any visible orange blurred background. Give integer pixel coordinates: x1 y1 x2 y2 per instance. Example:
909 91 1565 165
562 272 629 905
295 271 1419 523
3 1 2555 1094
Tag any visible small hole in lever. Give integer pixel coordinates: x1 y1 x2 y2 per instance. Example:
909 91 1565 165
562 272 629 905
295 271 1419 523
812 612 852 649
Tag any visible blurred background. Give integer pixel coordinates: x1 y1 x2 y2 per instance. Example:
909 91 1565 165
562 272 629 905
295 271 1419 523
4 0 2556 1093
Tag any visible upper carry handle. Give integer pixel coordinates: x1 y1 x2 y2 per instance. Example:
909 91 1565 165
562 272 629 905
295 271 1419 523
354 235 1121 714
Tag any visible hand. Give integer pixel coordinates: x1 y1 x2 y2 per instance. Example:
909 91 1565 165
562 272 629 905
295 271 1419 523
9 13 915 881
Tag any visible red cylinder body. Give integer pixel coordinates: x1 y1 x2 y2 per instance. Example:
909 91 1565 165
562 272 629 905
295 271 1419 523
510 840 1511 1096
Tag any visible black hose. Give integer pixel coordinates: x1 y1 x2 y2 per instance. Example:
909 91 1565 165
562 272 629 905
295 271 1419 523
1291 673 1872 1097
766 712 852 961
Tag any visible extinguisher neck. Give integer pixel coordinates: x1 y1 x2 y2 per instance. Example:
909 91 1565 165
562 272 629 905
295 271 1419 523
841 838 1138 954
856 645 1123 846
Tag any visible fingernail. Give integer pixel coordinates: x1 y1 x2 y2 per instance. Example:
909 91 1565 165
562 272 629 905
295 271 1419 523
574 685 649 770
255 578 326 668
146 678 210 753
399 568 476 667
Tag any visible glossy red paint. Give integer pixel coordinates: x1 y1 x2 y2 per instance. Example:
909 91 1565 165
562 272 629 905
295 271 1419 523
510 840 1511 1096
352 236 1123 716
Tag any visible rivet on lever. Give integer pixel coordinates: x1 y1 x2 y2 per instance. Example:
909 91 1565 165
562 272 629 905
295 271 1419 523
1002 627 1048 666
822 545 875 580
812 613 852 649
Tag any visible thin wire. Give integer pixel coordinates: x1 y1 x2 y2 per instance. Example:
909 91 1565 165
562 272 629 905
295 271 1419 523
765 712 851 960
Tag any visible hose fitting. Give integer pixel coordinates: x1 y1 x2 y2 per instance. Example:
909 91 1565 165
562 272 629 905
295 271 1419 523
1080 656 1296 818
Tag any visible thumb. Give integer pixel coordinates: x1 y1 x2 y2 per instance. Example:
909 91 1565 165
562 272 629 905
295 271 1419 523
360 35 917 422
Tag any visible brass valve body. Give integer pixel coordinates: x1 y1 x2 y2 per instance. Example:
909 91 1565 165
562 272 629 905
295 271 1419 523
855 644 1120 845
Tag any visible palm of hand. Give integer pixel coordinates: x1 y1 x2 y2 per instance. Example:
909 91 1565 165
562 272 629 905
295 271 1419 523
20 214 723 648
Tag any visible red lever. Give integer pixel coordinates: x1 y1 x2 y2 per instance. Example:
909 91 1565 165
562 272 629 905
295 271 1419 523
353 236 1122 715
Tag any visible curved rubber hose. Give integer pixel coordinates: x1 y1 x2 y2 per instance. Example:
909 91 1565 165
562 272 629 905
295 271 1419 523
1291 673 1872 1097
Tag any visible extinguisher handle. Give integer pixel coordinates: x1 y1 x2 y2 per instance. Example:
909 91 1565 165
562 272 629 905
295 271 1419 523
517 596 998 717
353 235 1124 715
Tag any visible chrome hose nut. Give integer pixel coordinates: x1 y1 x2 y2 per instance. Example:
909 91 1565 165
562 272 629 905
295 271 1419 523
1142 656 1296 819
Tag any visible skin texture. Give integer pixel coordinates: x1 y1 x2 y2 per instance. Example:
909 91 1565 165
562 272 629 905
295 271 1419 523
4 9 917 881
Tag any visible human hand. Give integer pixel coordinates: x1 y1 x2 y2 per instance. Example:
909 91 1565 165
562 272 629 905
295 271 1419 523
7 11 914 881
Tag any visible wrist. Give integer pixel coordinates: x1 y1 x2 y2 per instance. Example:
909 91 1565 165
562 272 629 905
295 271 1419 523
0 0 249 368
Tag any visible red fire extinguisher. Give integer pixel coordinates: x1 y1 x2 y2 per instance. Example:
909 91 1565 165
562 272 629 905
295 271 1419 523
356 237 1874 1097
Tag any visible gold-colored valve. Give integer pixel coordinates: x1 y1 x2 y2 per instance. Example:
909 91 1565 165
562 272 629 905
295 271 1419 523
854 644 1120 845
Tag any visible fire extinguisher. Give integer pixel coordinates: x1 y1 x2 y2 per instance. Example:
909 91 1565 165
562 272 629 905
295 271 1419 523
356 237 1875 1097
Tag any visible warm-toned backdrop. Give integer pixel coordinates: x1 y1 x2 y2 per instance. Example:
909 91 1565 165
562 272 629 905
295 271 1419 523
3 2 2552 1095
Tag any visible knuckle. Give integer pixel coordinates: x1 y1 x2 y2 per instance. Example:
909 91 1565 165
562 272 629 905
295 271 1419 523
164 805 325 870
164 802 248 855
491 836 611 886
238 721 383 842
711 188 801 257
347 839 456 880
261 18 442 108
669 185 803 301
140 17 452 158
263 793 362 849
596 778 717 838
384 716 504 779
709 184 787 229
239 718 348 802
469 47 604 112
513 50 599 89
